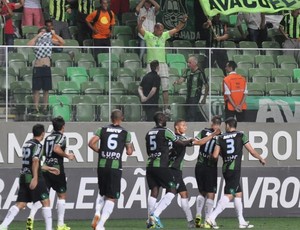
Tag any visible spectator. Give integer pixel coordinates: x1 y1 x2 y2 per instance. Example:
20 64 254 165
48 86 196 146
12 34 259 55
138 60 161 121
203 14 229 75
223 61 248 122
174 55 209 122
236 12 268 47
110 0 129 22
136 0 160 60
21 0 44 27
45 19 65 53
0 0 23 46
49 0 71 39
279 9 300 63
86 0 115 57
76 0 95 45
137 14 188 117
27 27 64 115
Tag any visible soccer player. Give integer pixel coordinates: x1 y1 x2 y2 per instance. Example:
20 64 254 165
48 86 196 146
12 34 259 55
168 119 194 228
206 117 266 229
194 115 222 228
88 109 133 230
0 124 59 230
146 112 193 229
41 116 74 230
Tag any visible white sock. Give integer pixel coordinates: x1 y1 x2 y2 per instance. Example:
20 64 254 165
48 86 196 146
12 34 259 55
208 196 230 221
205 198 214 219
0 205 19 227
42 207 52 230
57 199 66 226
234 197 246 224
97 200 115 228
153 192 175 217
147 196 157 215
181 198 193 222
29 201 42 219
196 195 205 217
95 195 105 216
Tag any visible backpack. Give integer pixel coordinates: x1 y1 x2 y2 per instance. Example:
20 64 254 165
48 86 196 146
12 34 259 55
92 7 113 26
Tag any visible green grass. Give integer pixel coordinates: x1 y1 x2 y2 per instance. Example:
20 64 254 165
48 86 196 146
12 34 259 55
8 217 300 229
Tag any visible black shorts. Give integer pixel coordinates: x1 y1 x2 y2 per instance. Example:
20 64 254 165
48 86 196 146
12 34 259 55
146 167 176 190
223 170 242 195
17 174 49 203
43 170 67 194
195 163 217 193
98 167 122 199
171 168 187 193
32 66 52 91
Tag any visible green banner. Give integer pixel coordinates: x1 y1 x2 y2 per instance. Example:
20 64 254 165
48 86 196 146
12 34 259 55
199 0 300 16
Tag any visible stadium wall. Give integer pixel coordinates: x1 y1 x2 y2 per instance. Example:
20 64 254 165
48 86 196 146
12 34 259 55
0 122 299 220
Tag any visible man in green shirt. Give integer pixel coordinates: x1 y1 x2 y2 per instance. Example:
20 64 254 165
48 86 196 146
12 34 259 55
137 14 188 116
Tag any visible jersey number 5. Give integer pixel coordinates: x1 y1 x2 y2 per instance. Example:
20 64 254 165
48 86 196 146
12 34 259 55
150 135 157 151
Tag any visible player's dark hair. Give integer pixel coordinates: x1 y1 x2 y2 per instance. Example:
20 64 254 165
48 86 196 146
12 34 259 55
227 61 237 70
52 116 65 131
154 111 167 127
45 19 53 25
211 115 222 125
150 60 159 72
111 109 123 122
32 124 45 137
225 117 237 128
174 119 185 128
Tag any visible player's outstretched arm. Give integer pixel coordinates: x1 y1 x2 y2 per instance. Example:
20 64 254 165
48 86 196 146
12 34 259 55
193 128 221 146
42 165 60 175
244 143 266 166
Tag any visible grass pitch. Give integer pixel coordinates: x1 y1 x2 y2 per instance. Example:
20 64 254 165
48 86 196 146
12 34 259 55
8 217 299 229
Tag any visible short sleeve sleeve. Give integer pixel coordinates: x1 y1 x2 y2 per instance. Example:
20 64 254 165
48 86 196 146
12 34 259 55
95 128 102 137
165 128 178 142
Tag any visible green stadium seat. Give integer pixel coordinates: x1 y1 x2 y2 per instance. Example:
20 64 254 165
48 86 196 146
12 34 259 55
121 12 137 25
52 53 73 75
248 68 271 83
57 81 80 95
22 25 39 38
265 82 287 96
52 104 72 121
236 67 249 80
0 67 17 93
271 68 293 84
116 34 132 46
111 39 125 56
10 81 32 114
80 81 103 96
14 39 32 61
135 68 147 80
233 54 254 69
169 95 186 121
247 82 265 96
8 53 27 76
72 95 95 121
194 40 206 48
224 40 237 60
127 81 140 95
96 95 118 121
239 41 259 56
166 54 187 75
293 68 300 82
66 67 89 88
228 14 237 27
172 40 194 60
277 55 298 69
287 83 300 96
104 81 125 95
262 41 282 57
210 82 221 95
51 67 65 77
255 55 276 69
227 27 242 42
75 53 96 69
113 25 132 38
68 26 78 40
119 95 141 121
97 53 119 68
204 68 224 83
82 39 93 54
119 53 141 72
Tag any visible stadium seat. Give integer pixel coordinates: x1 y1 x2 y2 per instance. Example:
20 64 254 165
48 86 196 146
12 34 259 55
223 40 237 60
235 67 249 80
68 26 78 40
166 54 187 75
104 81 125 95
51 75 65 93
287 83 300 96
111 39 125 56
119 95 141 121
113 25 132 38
96 95 118 121
52 104 72 121
72 95 95 121
89 67 109 91
228 14 237 27
233 54 254 69
262 41 282 57
112 67 134 81
10 81 31 112
277 55 298 69
168 95 186 121
255 55 276 69
8 53 27 76
66 67 89 88
119 53 141 72
293 68 300 82
57 81 80 95
22 25 39 38
271 68 293 84
49 95 72 107
82 39 93 54
14 39 32 61
172 40 194 60
127 81 140 95
265 82 287 96
75 53 96 69
51 67 65 77
247 82 265 96
135 68 147 80
97 53 119 68
239 41 259 56
63 39 80 56
81 81 103 95
227 27 242 42
210 82 221 95
248 68 271 83
121 12 137 25
194 40 206 48
52 53 73 75
204 68 224 83
24 95 45 120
